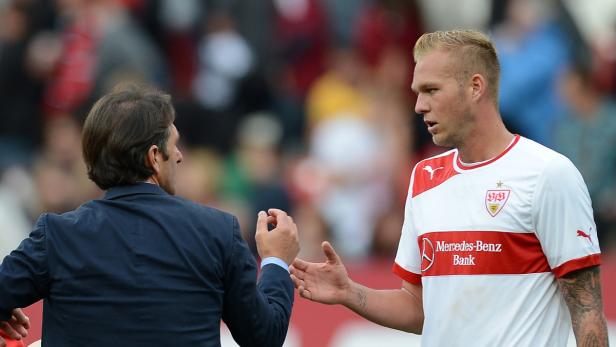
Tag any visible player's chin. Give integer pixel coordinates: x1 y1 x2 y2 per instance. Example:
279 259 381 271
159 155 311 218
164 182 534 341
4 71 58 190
431 133 448 147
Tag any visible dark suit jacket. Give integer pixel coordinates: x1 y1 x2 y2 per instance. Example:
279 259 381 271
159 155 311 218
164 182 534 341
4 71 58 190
0 183 294 346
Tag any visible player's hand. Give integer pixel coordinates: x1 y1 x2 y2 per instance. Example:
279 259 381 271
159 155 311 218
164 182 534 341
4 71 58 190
255 209 300 266
0 308 30 346
290 241 352 305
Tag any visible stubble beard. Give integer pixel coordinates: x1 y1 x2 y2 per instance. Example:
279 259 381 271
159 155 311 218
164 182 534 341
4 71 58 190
432 97 474 149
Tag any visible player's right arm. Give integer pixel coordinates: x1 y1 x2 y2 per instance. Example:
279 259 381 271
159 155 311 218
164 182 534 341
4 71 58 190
291 241 424 333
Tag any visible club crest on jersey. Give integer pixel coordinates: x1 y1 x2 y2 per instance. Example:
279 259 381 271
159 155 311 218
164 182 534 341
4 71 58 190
485 187 510 217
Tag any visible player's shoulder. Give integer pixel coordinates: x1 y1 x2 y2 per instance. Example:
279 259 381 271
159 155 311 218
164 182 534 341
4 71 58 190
517 136 575 168
516 136 563 161
515 137 580 183
410 149 458 198
413 148 457 173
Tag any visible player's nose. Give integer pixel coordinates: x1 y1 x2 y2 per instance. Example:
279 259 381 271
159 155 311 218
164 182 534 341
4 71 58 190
415 94 430 115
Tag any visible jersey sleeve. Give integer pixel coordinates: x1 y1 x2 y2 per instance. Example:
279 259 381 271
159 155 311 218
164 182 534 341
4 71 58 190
393 165 422 285
532 155 601 278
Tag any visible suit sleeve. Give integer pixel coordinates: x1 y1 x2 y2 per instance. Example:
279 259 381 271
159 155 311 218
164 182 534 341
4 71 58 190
0 214 50 320
221 216 294 347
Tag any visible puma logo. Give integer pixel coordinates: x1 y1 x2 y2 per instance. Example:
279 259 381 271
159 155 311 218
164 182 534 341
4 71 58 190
577 230 592 244
423 165 443 180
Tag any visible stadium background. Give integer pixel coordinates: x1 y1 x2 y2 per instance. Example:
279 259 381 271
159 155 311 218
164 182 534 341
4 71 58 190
1 0 615 345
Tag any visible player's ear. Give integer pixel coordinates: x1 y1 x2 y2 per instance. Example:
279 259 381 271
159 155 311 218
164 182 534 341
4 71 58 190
470 73 487 101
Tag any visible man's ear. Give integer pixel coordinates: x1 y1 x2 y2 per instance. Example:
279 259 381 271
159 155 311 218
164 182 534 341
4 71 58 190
470 73 487 101
146 144 161 174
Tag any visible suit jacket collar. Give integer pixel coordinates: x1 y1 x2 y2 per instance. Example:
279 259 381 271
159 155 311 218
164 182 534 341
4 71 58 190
104 182 168 200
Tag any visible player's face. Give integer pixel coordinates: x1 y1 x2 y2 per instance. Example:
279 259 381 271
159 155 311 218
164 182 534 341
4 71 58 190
157 124 183 195
412 49 475 148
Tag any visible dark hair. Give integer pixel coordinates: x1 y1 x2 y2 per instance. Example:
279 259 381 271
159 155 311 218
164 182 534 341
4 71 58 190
82 84 176 190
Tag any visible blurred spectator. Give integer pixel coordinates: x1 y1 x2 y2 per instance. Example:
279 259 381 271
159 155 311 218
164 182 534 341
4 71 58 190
175 148 223 207
355 0 423 71
154 0 202 97
229 1 277 80
272 0 329 144
309 116 390 258
363 46 416 258
43 0 166 118
418 0 491 31
0 0 47 165
187 11 272 153
220 113 292 251
493 0 573 147
32 117 99 214
554 63 616 248
353 0 432 152
305 47 369 131
193 12 253 112
319 0 369 46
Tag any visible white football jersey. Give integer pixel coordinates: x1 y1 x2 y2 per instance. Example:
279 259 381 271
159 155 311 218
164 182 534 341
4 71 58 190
393 135 601 346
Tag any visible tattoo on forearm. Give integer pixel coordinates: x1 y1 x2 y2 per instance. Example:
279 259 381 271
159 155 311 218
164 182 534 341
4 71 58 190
558 266 608 347
582 334 601 347
357 287 367 309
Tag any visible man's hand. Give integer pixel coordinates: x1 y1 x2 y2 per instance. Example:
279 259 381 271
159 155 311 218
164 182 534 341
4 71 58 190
255 209 299 266
0 309 30 347
290 241 353 305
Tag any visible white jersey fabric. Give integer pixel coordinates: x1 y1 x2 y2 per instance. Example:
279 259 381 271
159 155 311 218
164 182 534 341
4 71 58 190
393 135 601 347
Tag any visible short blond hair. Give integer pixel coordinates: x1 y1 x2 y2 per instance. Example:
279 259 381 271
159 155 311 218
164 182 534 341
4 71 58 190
414 30 500 102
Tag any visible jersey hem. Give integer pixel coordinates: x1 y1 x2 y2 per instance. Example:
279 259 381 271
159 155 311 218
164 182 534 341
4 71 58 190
552 253 602 278
392 263 422 285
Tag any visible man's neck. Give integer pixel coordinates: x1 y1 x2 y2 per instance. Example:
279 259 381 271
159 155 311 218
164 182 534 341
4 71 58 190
457 117 514 164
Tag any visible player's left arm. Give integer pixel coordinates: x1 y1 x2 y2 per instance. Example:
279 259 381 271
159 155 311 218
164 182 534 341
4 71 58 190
557 265 608 347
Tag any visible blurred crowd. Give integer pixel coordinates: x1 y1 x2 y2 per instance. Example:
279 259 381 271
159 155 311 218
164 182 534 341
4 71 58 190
1 0 616 260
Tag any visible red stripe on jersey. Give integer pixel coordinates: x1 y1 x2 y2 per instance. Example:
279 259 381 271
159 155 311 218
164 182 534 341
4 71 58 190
392 263 422 285
552 254 602 278
412 152 458 198
417 231 551 277
456 135 520 170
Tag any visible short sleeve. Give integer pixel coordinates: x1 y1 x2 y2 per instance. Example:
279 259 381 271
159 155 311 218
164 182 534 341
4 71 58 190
532 156 601 278
393 166 422 285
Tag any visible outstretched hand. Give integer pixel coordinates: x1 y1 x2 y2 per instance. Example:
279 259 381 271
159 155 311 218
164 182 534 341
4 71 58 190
0 309 30 347
290 241 351 305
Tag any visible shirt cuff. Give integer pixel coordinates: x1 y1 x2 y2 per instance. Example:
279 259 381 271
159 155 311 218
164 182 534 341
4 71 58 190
260 257 289 273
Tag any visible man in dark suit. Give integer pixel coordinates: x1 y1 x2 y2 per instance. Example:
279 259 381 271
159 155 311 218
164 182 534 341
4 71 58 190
0 85 299 346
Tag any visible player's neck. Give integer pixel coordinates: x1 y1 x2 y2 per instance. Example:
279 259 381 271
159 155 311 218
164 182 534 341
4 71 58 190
457 120 513 164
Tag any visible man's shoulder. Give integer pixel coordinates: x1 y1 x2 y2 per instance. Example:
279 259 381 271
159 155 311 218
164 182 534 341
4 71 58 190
410 149 458 198
170 196 235 221
413 148 457 174
511 137 582 188
49 195 236 228
516 137 575 169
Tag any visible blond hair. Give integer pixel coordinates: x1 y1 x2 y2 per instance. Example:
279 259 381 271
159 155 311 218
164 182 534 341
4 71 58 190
414 30 500 102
